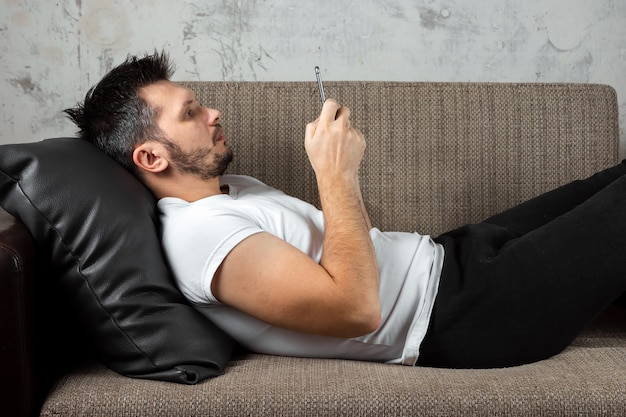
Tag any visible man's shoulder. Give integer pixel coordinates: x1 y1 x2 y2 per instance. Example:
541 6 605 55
157 197 192 218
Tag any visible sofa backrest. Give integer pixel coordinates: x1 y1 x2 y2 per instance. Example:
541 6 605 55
184 82 619 236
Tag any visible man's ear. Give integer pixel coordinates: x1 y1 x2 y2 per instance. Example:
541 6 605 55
132 143 169 173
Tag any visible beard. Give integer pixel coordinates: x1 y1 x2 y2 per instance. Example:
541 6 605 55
167 142 234 180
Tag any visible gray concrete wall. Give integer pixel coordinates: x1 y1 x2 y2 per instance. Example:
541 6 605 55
2 0 625 156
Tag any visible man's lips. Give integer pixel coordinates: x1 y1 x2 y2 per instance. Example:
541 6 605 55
214 127 226 144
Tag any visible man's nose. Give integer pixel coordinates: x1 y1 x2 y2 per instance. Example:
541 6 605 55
206 107 221 126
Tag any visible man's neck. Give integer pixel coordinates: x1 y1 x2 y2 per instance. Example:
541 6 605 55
150 175 224 202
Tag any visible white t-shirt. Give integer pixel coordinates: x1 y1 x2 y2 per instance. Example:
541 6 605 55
158 175 444 365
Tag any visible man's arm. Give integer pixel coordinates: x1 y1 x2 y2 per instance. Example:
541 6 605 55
211 100 380 338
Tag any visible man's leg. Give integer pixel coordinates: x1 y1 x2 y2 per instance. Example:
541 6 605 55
484 160 626 234
419 173 626 368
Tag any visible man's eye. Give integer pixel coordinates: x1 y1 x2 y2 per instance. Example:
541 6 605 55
186 109 194 118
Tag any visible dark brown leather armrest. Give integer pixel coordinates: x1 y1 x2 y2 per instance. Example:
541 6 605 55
0 206 37 417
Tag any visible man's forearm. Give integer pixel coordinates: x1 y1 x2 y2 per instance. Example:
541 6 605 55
316 174 380 332
356 176 373 231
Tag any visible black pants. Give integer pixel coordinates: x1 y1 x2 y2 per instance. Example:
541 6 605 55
417 161 626 368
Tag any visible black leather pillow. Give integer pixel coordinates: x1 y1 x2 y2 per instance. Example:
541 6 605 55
0 137 234 384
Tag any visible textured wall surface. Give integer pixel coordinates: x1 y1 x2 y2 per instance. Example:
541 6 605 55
2 0 626 156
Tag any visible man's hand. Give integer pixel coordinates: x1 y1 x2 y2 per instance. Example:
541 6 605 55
304 99 366 182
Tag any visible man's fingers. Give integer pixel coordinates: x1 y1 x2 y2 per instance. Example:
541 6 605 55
334 105 351 122
320 99 353 124
305 117 320 138
319 98 341 122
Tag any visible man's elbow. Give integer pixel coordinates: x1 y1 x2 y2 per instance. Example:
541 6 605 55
359 309 382 335
340 304 382 337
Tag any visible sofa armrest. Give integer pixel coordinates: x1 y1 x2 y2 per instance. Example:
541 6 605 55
0 206 38 417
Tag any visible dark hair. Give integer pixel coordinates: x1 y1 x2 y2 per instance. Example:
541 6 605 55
64 51 175 171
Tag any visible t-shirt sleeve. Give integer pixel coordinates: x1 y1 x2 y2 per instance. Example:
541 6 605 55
200 217 263 303
161 207 263 305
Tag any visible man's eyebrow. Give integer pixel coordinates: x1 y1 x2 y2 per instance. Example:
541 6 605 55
178 95 196 117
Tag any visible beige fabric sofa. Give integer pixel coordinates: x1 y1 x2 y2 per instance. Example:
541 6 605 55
1 81 625 416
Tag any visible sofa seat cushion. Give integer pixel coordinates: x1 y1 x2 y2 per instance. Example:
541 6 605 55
40 308 625 417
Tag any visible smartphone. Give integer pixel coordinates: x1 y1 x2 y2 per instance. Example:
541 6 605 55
314 66 326 105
